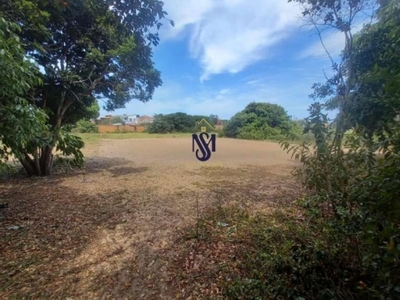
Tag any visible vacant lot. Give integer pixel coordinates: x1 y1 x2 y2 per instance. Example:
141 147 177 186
0 137 300 299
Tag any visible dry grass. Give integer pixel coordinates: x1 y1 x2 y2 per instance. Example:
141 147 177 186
0 137 300 299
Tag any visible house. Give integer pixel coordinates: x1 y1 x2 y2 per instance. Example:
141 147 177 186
122 114 140 125
216 119 224 126
215 119 224 130
96 114 154 126
137 115 154 124
96 115 112 125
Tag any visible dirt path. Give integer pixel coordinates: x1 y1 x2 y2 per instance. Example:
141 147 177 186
0 138 300 299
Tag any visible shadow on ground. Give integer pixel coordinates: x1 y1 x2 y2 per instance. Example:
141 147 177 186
0 157 164 299
0 157 301 299
0 175 175 299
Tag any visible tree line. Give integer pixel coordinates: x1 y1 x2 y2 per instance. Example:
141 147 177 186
146 104 308 141
147 113 221 133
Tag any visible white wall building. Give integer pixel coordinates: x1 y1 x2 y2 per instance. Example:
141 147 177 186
122 114 140 124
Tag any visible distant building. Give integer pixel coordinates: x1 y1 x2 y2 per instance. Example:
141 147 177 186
137 115 154 124
96 114 153 125
122 114 140 125
96 115 112 124
215 119 225 130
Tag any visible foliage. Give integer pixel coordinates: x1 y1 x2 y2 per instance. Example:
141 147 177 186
275 2 400 294
217 102 400 299
279 104 400 298
214 0 400 298
224 102 293 140
222 210 358 300
0 17 47 167
1 0 170 175
290 0 377 151
148 115 174 133
345 0 400 139
73 119 98 133
148 113 215 133
109 116 123 124
86 101 100 120
209 114 219 125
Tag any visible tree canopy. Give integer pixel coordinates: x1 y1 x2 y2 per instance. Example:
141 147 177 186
0 0 170 175
224 102 292 140
148 113 215 133
345 0 400 138
0 17 47 169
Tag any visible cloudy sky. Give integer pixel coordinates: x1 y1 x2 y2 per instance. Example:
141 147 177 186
99 0 363 120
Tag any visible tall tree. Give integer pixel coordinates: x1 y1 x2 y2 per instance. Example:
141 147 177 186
1 0 171 176
290 0 377 150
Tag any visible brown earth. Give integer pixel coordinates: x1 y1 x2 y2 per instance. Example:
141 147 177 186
0 137 301 299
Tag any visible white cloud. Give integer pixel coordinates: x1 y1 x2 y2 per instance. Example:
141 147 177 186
219 89 230 95
160 0 301 80
159 0 214 40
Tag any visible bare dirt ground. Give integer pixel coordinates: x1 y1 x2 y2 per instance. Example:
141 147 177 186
0 137 301 299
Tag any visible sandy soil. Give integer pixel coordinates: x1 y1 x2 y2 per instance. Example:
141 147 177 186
0 137 301 299
95 137 298 167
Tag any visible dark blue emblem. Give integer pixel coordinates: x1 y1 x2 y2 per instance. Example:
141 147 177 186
192 132 216 162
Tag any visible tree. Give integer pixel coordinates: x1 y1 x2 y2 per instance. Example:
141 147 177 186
345 0 400 140
278 1 400 297
110 116 123 124
2 0 171 176
148 113 214 133
148 114 174 133
74 119 98 133
86 101 100 121
290 0 377 150
224 102 291 139
209 114 219 125
0 17 47 170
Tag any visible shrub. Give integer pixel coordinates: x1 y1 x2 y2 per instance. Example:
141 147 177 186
207 103 400 299
148 118 174 133
279 103 400 299
222 210 358 300
73 120 98 133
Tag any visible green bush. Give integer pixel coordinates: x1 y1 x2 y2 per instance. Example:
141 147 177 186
278 103 400 299
148 113 215 133
73 120 98 133
214 103 399 299
223 211 357 300
223 103 306 141
148 118 174 133
237 123 285 140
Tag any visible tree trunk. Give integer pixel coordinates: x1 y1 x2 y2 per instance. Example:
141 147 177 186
40 145 54 176
19 146 54 177
19 109 62 177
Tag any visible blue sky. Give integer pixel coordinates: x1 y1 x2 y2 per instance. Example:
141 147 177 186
99 0 365 120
